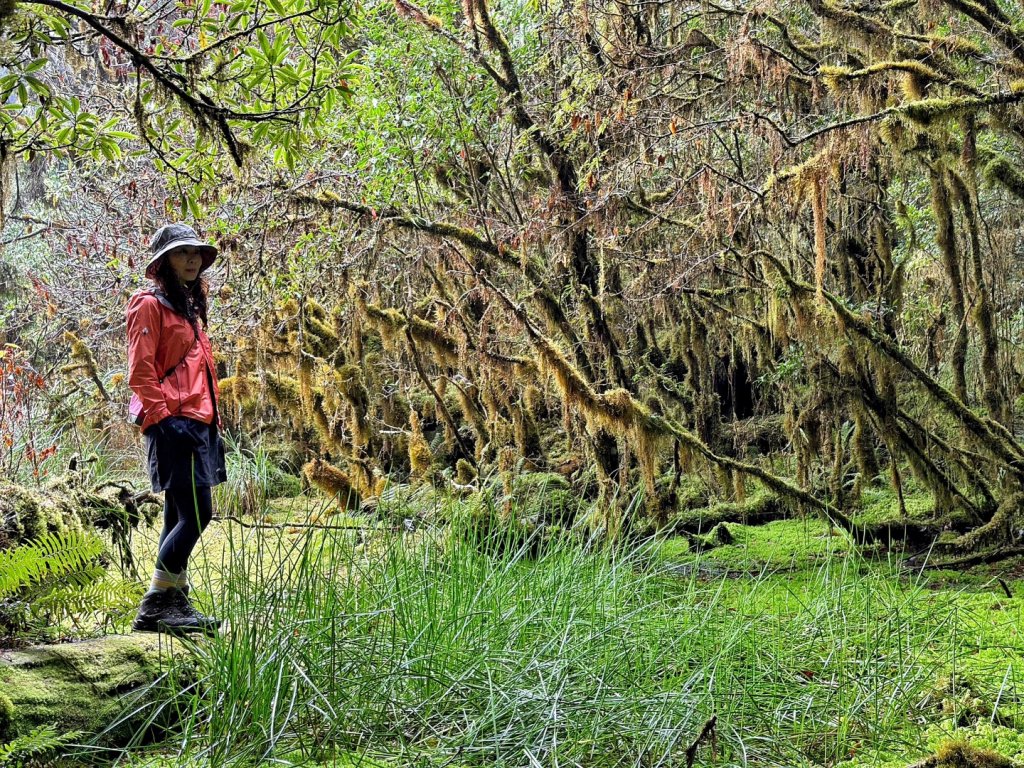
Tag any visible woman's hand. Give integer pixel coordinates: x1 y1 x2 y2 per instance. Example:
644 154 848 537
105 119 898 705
157 415 197 446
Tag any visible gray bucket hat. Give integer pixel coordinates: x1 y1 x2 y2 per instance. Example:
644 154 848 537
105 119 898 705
145 222 218 279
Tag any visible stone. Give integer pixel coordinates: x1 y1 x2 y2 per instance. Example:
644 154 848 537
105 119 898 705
0 633 188 747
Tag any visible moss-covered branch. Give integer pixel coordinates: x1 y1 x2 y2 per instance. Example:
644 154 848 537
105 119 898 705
762 252 1024 474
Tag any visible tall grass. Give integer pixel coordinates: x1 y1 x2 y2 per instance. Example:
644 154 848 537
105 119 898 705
212 433 296 519
111 516 978 768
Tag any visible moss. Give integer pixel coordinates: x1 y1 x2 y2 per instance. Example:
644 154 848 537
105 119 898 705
703 521 734 546
930 740 1018 767
0 482 88 546
408 410 434 479
302 458 360 509
408 315 459 361
707 518 850 568
984 158 1024 201
0 634 173 745
820 60 945 94
455 458 477 485
266 466 302 499
671 489 784 533
302 312 339 359
218 375 260 411
903 96 980 125
61 330 101 379
264 373 301 411
657 518 852 569
855 484 934 524
672 475 710 511
0 691 13 741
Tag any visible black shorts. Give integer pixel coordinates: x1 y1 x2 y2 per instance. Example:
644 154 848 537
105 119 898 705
144 416 227 492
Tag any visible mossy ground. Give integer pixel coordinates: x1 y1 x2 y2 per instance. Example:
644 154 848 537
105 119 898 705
654 515 1024 768
10 473 1024 767
657 516 853 569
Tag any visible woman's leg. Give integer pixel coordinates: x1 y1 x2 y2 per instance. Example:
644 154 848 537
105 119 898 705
135 485 217 632
155 484 214 575
145 496 183 595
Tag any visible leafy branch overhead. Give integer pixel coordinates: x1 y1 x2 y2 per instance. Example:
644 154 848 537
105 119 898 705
0 0 358 181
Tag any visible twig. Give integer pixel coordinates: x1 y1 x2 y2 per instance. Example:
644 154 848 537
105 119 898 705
213 514 388 532
686 715 717 768
915 547 1024 570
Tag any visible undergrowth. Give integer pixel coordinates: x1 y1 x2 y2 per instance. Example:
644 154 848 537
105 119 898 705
94 506 1024 768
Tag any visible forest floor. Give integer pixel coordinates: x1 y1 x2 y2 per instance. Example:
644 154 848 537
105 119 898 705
22 482 1024 768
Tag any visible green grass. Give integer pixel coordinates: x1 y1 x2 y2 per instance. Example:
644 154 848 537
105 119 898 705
212 433 302 521
89 504 1024 768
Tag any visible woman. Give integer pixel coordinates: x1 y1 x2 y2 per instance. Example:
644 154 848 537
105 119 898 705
126 222 227 634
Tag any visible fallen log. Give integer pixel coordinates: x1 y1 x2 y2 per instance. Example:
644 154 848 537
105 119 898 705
0 633 189 752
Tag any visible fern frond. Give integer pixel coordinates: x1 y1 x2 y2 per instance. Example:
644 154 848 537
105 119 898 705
30 577 137 621
0 724 82 765
0 530 105 599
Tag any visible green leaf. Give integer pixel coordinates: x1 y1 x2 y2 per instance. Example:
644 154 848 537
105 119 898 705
99 138 119 161
186 192 203 219
23 75 51 98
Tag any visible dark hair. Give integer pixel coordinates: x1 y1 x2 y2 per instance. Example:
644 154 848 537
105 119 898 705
152 256 210 327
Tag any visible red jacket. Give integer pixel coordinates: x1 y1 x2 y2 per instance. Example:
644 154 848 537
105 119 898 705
127 290 220 432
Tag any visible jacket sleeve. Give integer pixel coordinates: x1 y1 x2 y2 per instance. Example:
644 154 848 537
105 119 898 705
126 293 172 425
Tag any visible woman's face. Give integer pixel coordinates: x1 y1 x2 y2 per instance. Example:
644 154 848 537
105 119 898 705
166 246 203 284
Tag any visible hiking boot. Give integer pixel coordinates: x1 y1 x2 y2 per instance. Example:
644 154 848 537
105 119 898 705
170 588 221 632
132 589 209 634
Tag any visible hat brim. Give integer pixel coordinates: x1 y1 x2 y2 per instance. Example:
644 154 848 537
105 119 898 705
145 240 218 279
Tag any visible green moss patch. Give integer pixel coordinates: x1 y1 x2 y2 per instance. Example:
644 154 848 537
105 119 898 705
0 634 182 746
854 484 935 525
657 518 852 570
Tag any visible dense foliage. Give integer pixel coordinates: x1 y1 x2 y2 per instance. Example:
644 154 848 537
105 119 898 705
1 0 1024 552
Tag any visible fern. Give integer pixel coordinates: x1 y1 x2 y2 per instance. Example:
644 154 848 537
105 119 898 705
0 530 105 599
30 578 137 623
0 530 130 642
0 725 81 767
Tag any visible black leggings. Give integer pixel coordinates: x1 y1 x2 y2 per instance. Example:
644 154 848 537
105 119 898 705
155 485 214 574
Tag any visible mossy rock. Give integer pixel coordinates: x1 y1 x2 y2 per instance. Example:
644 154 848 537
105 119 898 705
0 482 86 548
0 634 184 747
703 522 734 547
506 472 576 526
266 466 302 499
914 739 1020 767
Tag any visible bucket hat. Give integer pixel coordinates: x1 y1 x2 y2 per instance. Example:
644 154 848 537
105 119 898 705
145 223 218 279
